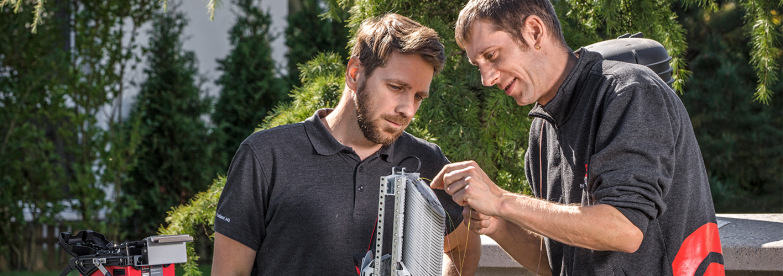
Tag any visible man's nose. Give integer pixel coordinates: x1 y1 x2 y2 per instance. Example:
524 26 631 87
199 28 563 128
395 94 416 118
480 66 499 87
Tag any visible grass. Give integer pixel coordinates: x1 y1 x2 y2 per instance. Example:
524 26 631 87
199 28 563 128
0 264 211 276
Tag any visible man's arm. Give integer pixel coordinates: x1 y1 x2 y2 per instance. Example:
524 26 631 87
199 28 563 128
442 221 481 276
432 161 643 253
212 232 256 276
466 210 551 276
496 192 642 253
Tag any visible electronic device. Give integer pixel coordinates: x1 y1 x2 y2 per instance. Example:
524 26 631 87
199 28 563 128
358 167 446 276
58 230 193 276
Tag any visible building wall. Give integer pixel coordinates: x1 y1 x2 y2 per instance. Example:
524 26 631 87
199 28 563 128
117 0 289 120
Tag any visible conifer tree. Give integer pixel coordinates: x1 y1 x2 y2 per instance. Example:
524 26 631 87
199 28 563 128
0 3 72 270
285 0 350 88
677 1 783 212
212 0 286 168
125 8 219 238
1 0 157 269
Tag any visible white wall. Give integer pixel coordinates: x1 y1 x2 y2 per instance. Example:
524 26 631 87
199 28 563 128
181 0 289 98
87 0 289 211
116 0 289 121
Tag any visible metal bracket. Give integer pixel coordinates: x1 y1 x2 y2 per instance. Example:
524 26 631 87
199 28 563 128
93 258 112 276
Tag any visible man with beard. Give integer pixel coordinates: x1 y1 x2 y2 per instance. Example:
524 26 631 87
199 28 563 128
211 13 481 276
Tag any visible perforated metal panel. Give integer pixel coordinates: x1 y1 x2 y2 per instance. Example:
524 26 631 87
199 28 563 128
401 176 445 276
363 168 445 276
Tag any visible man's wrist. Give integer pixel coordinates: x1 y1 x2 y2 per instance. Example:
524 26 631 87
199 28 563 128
497 193 537 231
495 191 516 220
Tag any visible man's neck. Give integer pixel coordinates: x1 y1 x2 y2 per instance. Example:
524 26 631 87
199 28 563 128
538 47 579 106
321 92 383 161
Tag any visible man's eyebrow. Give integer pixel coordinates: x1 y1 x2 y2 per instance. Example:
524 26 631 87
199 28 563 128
385 78 429 97
469 45 495 66
477 45 494 58
384 78 413 89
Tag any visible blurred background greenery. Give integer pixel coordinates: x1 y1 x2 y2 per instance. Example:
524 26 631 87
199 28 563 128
1 0 780 273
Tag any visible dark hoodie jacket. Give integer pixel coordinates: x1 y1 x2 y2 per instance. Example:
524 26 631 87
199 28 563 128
525 48 723 276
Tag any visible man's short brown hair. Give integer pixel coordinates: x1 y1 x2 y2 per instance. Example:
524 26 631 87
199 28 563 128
455 0 567 50
351 13 446 77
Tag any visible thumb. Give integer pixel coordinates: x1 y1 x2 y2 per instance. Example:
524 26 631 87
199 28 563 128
430 167 447 190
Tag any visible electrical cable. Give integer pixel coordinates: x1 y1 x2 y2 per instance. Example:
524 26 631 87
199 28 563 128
396 156 422 172
536 121 546 276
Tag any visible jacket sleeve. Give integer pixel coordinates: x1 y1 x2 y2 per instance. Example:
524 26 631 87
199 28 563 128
590 83 679 235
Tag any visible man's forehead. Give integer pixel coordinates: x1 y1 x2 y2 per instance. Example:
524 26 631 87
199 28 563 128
464 21 502 63
371 53 433 92
466 41 497 65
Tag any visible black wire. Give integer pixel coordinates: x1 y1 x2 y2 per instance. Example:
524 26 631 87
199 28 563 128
396 156 421 173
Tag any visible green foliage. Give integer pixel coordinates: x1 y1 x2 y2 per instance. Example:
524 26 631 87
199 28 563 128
740 0 782 103
285 0 350 88
160 0 222 21
261 52 345 129
559 0 700 92
1 0 156 270
212 0 287 168
125 8 220 239
160 176 226 276
67 0 158 241
8 0 782 101
0 5 71 268
677 0 783 212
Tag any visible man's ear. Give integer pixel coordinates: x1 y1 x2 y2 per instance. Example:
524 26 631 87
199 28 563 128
523 15 546 48
346 56 362 91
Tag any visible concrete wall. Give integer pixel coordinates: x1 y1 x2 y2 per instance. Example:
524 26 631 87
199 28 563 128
475 214 783 275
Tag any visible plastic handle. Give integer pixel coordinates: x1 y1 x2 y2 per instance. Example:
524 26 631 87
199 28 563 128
150 234 194 244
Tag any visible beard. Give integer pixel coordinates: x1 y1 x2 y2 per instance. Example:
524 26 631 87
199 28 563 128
355 80 409 146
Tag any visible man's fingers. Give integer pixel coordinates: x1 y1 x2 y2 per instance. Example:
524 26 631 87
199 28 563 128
445 177 471 196
471 211 492 221
430 161 480 190
430 166 447 190
463 207 491 227
467 217 493 234
451 189 468 206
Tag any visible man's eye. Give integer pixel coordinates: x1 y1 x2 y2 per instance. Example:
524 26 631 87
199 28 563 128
485 51 495 60
415 94 424 100
390 85 401 90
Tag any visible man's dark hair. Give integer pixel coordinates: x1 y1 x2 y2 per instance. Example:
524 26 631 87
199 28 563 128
455 0 568 50
351 13 446 77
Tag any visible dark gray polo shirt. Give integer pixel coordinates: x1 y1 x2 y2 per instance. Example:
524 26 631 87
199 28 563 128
214 109 464 275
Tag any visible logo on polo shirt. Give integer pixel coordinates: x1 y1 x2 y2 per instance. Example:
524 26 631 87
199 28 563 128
216 213 231 223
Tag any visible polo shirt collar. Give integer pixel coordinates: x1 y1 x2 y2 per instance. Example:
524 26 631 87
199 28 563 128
304 109 394 163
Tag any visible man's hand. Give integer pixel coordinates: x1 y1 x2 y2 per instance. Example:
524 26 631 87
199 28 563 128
431 161 506 217
463 206 507 236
